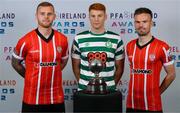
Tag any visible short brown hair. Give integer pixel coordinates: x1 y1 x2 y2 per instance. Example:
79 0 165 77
36 1 55 12
134 7 152 19
89 3 106 13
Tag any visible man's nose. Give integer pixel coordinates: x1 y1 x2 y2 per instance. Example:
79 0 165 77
94 16 99 21
44 14 48 18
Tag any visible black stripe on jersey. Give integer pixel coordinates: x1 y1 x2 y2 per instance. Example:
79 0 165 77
35 28 54 43
136 36 155 49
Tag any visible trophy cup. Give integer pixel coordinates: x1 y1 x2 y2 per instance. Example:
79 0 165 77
85 59 109 94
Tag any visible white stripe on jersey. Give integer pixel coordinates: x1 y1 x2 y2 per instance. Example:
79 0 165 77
115 54 125 60
75 34 92 39
79 42 117 48
80 69 95 77
131 44 136 109
115 44 124 53
80 68 115 77
162 47 168 62
144 44 150 110
79 78 115 88
62 39 69 60
75 32 120 40
12 42 26 60
20 42 26 57
104 34 120 40
99 71 115 77
51 36 56 104
62 55 69 59
79 78 89 86
12 52 24 60
36 36 42 104
164 60 174 66
71 54 80 59
106 80 116 86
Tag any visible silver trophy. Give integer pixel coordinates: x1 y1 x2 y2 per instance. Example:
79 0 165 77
85 59 109 94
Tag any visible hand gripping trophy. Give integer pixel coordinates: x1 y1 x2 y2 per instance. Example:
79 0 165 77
85 59 109 94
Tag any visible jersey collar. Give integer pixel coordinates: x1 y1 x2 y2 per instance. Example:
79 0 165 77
136 36 155 49
35 28 54 43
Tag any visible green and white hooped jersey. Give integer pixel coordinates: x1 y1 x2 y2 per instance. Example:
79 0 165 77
71 30 125 91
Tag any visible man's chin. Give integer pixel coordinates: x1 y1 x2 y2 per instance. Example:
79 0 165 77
138 34 146 36
137 32 147 36
41 25 51 28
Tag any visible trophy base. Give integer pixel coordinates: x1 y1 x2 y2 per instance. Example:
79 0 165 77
84 78 110 94
84 90 110 95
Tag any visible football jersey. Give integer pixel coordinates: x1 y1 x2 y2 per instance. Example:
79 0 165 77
12 29 69 105
71 30 125 91
126 37 174 111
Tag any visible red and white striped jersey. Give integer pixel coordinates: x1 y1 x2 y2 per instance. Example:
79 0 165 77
13 29 69 105
126 37 173 111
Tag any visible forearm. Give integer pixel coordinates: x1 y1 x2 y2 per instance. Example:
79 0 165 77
114 59 124 85
114 69 123 85
11 56 25 78
73 69 80 81
160 73 175 94
61 58 68 70
71 58 80 81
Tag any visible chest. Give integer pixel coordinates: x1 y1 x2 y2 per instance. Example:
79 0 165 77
79 40 118 57
27 38 62 62
127 45 161 65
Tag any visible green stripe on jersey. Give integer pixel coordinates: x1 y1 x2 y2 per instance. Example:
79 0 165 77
80 47 115 53
78 37 118 44
80 74 115 82
81 64 115 72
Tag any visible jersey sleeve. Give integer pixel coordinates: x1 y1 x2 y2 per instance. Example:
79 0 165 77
115 37 125 60
160 43 174 66
71 36 81 59
12 37 28 60
61 35 69 60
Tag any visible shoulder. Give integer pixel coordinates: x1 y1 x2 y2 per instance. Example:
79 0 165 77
153 37 170 48
127 38 137 46
18 29 36 42
74 30 90 40
106 31 122 42
106 31 119 36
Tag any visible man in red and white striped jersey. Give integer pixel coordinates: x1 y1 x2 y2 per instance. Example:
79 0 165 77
11 2 68 113
126 7 176 112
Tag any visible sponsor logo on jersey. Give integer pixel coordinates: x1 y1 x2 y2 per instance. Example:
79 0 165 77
149 54 156 61
132 69 152 74
39 62 57 67
105 40 113 48
57 46 62 53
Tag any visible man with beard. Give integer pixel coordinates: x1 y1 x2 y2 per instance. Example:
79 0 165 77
11 1 68 113
126 7 176 112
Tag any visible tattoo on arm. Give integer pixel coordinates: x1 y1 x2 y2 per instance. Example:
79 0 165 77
11 56 25 78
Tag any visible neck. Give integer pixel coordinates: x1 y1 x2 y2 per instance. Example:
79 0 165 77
91 27 105 34
138 34 152 46
38 26 52 39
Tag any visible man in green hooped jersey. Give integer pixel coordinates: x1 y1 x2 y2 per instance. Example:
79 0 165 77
71 3 125 91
